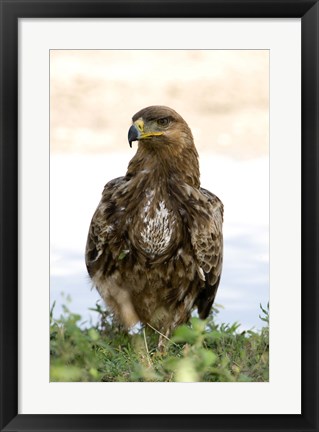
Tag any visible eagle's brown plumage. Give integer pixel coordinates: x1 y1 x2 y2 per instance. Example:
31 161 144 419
85 106 223 347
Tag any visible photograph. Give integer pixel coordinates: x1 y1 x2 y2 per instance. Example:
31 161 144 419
50 49 269 383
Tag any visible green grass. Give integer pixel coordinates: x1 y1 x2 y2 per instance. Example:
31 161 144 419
50 301 269 382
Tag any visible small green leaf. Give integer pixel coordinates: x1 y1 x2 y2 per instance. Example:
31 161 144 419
190 317 206 333
88 328 99 341
174 358 199 382
89 368 99 379
172 325 197 344
198 348 216 367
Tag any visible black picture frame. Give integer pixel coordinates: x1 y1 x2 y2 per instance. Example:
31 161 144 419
0 1 318 431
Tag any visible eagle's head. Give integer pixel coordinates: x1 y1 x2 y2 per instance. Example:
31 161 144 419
128 105 194 149
127 106 200 188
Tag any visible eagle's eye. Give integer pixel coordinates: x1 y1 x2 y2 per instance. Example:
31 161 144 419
157 117 170 127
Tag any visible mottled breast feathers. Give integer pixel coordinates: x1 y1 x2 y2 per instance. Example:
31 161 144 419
85 105 223 344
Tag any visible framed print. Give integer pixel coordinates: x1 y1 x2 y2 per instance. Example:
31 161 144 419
0 0 318 431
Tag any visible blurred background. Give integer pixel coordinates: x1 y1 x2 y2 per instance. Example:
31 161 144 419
50 50 269 330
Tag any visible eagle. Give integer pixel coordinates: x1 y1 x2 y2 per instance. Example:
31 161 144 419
85 106 223 348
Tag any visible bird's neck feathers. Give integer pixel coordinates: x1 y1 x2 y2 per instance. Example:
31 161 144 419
127 137 200 189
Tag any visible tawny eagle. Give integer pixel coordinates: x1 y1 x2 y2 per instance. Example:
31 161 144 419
85 106 223 347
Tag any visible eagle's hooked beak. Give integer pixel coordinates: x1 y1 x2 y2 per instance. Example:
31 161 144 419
128 123 140 148
128 118 164 148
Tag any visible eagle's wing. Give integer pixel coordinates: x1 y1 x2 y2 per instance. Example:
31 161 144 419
191 188 224 319
85 176 126 277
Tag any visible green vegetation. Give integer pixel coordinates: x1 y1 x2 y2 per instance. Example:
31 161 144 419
50 301 269 382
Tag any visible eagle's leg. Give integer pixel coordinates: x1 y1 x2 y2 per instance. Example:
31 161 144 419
157 328 171 353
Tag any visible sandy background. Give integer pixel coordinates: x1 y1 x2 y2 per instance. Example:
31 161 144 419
50 50 268 159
